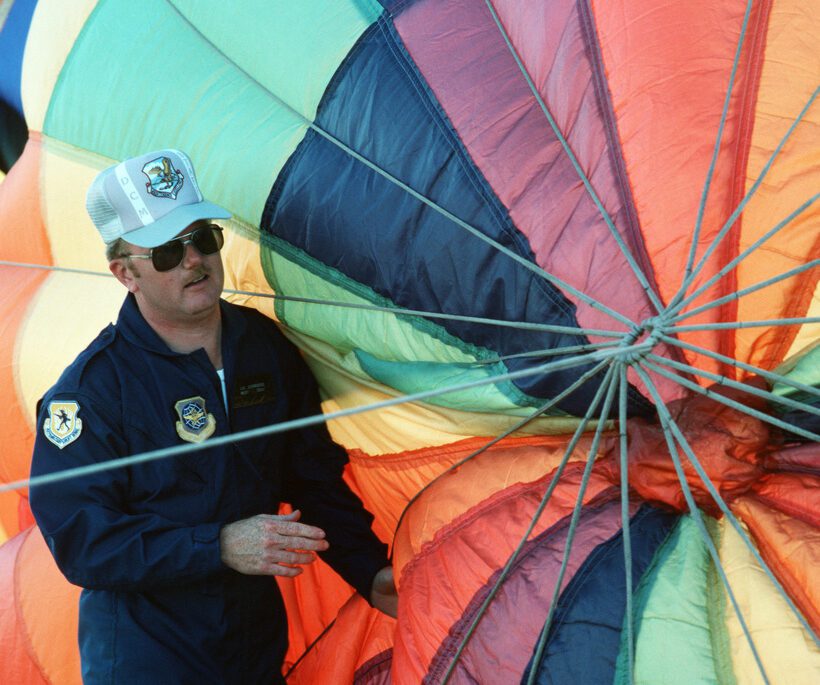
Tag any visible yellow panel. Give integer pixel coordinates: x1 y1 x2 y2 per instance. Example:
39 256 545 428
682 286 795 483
20 0 98 132
785 281 819 361
40 135 113 269
16 272 123 428
296 345 587 456
718 516 820 684
13 136 123 428
221 225 274 313
736 0 820 370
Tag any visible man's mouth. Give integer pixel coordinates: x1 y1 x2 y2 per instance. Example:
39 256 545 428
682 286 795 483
185 273 208 288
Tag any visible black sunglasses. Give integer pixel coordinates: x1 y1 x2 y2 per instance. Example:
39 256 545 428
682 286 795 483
123 224 224 272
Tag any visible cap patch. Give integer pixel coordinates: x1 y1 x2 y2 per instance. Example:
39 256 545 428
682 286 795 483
142 156 184 200
175 396 215 443
43 401 83 449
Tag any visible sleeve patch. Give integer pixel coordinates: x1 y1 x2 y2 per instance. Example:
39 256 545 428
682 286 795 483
43 401 83 449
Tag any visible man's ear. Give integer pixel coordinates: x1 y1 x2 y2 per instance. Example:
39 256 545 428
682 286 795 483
109 258 139 293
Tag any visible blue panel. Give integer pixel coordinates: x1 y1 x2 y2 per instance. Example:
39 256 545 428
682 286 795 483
261 16 653 417
0 0 38 114
522 505 679 684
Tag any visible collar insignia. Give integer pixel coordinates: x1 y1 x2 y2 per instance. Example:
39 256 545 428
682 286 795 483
175 396 216 443
43 401 83 449
142 155 184 200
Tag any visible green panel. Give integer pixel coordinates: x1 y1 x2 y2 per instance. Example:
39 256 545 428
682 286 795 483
355 352 539 413
614 515 733 685
170 0 383 120
260 235 556 414
772 342 820 408
43 0 378 227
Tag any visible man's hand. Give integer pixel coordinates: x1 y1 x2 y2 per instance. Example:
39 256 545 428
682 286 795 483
219 510 329 577
370 566 398 618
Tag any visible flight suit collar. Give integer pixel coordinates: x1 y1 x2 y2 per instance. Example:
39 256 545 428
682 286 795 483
116 293 247 359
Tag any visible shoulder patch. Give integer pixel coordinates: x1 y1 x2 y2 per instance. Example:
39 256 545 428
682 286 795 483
43 401 83 449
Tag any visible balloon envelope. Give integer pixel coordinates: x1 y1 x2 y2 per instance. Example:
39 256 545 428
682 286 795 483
0 1 817 683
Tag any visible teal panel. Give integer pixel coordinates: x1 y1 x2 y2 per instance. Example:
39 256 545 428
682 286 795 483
614 515 733 685
43 0 378 226
170 0 383 120
260 234 551 414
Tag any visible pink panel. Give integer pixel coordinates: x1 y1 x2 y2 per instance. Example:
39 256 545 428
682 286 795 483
393 0 655 337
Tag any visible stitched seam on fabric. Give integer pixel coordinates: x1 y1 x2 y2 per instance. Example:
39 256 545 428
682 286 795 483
374 14 582 321
405 463 592 571
353 648 394 683
424 489 620 682
260 232 541 410
750 492 820 528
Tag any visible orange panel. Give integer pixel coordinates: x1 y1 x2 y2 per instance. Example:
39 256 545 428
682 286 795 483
592 0 770 376
389 435 595 565
732 494 820 634
286 594 395 685
0 529 53 684
16 526 82 684
0 137 51 537
734 0 820 370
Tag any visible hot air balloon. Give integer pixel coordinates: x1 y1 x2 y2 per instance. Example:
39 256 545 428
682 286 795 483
0 0 817 683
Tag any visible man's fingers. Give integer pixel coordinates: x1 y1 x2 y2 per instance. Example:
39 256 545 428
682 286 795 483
220 514 329 577
262 517 327 541
265 549 316 566
267 535 329 553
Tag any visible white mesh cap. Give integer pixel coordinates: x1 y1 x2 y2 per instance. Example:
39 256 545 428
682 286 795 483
86 149 230 248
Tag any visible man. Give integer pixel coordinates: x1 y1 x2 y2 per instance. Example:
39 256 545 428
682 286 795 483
29 149 396 684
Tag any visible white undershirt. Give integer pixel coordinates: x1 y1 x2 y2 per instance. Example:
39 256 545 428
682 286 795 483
216 368 228 412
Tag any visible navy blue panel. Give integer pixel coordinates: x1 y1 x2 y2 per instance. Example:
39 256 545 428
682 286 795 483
522 505 679 685
0 0 38 114
261 16 653 418
0 98 26 171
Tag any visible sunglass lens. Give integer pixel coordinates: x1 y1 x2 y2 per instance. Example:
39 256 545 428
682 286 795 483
148 225 224 272
193 226 223 255
151 242 185 272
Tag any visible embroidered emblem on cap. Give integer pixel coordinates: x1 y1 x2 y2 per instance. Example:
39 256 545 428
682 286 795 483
142 155 184 200
43 401 83 449
175 396 216 443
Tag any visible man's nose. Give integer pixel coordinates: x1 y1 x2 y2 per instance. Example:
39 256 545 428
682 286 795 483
181 240 205 266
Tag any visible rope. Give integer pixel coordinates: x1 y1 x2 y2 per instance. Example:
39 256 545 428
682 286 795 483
635 364 819 649
617 364 635 685
667 316 819 333
669 85 819 311
525 365 621 685
2 345 635 495
680 0 756 291
632 364 773 684
671 194 819 319
643 359 819 442
482 0 664 315
657 333 820 400
0 261 630 340
645 353 820 418
440 364 618 684
670 259 819 324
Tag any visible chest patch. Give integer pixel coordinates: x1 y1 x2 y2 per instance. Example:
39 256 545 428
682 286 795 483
43 401 83 449
232 374 275 408
174 396 216 443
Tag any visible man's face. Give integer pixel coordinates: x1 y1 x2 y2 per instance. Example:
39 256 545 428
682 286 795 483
111 220 225 325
